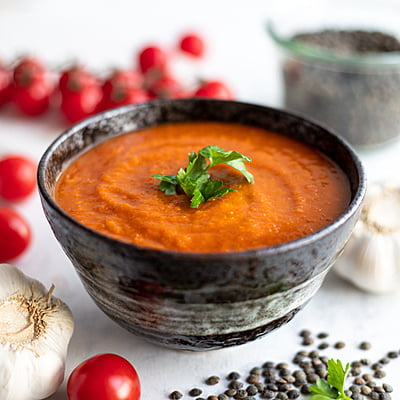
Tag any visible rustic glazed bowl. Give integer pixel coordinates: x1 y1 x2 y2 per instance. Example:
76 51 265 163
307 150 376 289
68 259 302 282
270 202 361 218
38 99 366 351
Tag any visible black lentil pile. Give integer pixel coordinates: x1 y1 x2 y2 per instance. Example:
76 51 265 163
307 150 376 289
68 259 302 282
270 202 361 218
168 329 398 400
292 30 400 56
281 29 400 147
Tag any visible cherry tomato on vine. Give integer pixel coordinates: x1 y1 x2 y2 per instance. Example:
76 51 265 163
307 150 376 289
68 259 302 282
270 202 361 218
0 63 12 107
100 69 146 111
0 206 31 262
12 56 46 84
102 86 149 110
67 353 141 400
59 65 102 123
0 155 37 202
12 56 53 116
178 33 205 58
58 64 97 94
101 69 143 97
138 45 168 75
194 80 234 100
147 75 183 99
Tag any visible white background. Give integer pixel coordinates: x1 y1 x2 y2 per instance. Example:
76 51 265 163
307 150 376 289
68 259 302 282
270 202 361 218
1 0 400 399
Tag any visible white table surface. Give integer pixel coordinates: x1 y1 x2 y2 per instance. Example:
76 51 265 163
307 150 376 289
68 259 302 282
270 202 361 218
1 0 400 399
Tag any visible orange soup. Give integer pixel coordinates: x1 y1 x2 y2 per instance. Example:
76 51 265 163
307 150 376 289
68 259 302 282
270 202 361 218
55 122 351 252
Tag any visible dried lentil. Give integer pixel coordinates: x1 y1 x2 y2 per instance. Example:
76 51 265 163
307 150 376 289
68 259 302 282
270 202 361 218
189 388 203 397
375 369 387 379
254 382 265 392
318 342 329 350
361 385 372 395
353 376 366 385
360 341 372 350
233 389 247 399
301 337 314 346
206 376 221 385
225 388 237 397
383 383 393 393
170 390 183 399
250 367 262 375
227 372 241 380
260 390 275 399
229 380 244 390
379 357 390 365
300 384 312 395
246 385 258 396
334 341 346 349
246 374 259 384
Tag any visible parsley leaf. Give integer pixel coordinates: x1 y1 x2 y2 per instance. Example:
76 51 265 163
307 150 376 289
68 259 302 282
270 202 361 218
310 359 352 400
153 145 254 208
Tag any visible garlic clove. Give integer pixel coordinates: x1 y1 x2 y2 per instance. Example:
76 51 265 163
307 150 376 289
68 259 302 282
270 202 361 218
0 264 74 400
333 181 400 294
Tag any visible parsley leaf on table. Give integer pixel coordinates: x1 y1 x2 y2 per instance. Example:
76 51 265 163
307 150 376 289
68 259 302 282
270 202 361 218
152 145 254 208
310 359 352 400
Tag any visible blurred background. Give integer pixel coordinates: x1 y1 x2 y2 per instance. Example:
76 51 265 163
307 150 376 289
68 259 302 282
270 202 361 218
0 0 284 106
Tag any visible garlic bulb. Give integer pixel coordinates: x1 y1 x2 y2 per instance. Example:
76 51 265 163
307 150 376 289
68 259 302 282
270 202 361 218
334 181 400 293
0 263 74 400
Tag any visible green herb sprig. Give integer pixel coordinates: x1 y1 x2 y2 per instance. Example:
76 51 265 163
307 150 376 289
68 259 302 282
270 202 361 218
310 359 352 400
152 145 254 208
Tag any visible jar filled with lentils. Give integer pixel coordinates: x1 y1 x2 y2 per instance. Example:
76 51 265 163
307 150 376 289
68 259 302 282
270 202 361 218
267 1 400 148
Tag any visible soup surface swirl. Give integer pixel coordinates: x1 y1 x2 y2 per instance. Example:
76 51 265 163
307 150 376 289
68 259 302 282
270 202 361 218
55 122 351 252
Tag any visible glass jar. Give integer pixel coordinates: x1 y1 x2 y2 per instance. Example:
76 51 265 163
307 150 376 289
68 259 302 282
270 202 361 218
267 0 400 148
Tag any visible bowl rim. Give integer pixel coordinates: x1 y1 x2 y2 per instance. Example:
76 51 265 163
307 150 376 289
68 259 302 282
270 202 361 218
37 98 367 260
267 20 400 68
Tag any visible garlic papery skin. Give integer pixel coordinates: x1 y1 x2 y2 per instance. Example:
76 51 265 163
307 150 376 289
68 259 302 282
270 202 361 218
0 263 74 400
334 181 400 294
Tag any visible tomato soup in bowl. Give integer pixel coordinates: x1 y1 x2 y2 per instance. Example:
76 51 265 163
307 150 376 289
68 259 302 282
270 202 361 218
38 99 366 350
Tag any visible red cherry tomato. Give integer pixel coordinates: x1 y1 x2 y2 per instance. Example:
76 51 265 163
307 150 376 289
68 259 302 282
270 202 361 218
102 87 149 110
179 33 205 58
0 63 12 107
59 66 102 123
0 206 31 262
12 74 53 116
60 85 102 123
12 56 46 84
100 69 146 111
102 69 143 97
58 64 97 94
12 57 53 116
67 353 141 400
147 75 182 99
138 45 168 75
0 155 37 202
194 80 234 100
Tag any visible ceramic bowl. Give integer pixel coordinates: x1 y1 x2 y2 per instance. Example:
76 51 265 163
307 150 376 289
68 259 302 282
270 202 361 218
38 99 366 351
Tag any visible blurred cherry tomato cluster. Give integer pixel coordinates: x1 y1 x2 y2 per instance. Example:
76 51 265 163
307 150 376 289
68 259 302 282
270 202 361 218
0 155 36 263
0 32 234 125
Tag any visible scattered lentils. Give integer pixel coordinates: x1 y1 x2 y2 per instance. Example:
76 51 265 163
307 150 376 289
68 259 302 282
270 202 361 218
168 330 397 399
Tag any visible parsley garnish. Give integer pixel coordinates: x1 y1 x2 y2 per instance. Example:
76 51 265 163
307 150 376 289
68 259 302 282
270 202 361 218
152 145 254 208
310 359 352 400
